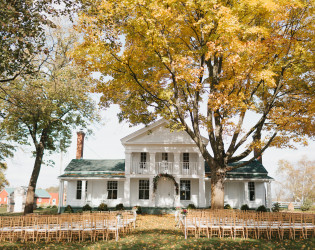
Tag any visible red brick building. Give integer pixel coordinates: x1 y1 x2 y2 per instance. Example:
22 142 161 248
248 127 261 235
49 193 59 206
0 188 14 205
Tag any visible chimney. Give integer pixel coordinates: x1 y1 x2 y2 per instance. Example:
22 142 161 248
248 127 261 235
76 131 85 159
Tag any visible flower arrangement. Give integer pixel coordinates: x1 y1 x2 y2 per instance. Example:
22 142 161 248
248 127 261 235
181 209 188 215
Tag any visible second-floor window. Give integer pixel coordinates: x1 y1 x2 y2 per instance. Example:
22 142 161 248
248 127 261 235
180 180 191 200
183 153 189 169
162 152 168 162
140 152 147 168
139 180 149 199
248 182 255 201
76 180 82 199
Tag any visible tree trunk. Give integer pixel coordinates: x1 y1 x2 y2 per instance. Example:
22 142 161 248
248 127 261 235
24 144 45 214
210 167 226 209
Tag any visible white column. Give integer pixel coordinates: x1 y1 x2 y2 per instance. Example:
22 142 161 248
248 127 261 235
244 182 249 205
175 177 180 207
198 153 204 175
125 152 132 175
124 178 131 207
174 153 180 175
149 177 155 207
58 180 64 213
199 178 206 208
267 181 272 210
81 180 86 206
149 152 156 174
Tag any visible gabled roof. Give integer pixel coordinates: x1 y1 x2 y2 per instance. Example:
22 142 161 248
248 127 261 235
35 189 51 198
120 119 208 145
64 159 125 172
4 188 14 195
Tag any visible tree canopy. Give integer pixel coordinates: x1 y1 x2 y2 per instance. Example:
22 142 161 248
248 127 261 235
0 0 81 83
73 0 314 208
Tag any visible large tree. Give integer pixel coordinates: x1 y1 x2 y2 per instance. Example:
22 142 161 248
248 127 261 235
73 0 315 208
277 158 315 203
0 31 99 214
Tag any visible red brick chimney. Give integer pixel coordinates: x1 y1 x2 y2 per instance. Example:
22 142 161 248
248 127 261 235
76 131 85 159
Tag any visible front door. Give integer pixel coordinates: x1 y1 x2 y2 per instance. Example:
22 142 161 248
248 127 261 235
156 179 174 207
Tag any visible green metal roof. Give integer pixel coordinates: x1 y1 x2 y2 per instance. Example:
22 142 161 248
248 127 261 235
205 160 268 174
4 188 15 195
35 189 51 198
64 159 125 172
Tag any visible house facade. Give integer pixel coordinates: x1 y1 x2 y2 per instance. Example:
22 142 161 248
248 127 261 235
58 119 273 212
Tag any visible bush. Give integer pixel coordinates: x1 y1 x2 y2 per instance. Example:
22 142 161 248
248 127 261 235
46 205 51 208
256 205 267 212
134 206 142 214
82 204 92 211
52 205 57 209
97 203 108 211
241 204 250 211
301 199 312 211
224 204 232 209
115 203 124 211
64 205 73 213
187 204 196 209
272 202 280 212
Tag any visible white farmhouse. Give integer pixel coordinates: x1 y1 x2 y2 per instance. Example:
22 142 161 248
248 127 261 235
58 119 273 212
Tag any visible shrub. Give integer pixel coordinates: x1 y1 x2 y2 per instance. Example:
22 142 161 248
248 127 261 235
272 202 280 212
187 204 196 209
224 204 232 209
241 204 250 211
301 199 312 211
82 204 92 211
46 205 51 208
256 205 267 212
64 205 73 213
52 205 57 209
115 203 124 211
134 206 142 214
97 203 108 211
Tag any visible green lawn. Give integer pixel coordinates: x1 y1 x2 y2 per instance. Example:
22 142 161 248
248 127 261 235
0 214 314 249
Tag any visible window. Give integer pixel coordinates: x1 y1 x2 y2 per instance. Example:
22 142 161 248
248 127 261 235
140 152 147 168
52 199 56 205
139 180 149 200
0 198 1 202
38 198 42 202
180 180 191 200
86 181 88 193
107 181 118 199
4 198 6 202
248 182 255 201
76 180 82 199
162 152 168 161
183 153 189 169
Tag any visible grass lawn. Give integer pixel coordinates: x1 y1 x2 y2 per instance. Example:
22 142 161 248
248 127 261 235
0 214 314 249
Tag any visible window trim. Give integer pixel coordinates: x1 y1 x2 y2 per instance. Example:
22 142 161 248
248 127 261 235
180 180 191 201
107 181 118 200
139 180 149 200
76 180 82 200
248 182 255 201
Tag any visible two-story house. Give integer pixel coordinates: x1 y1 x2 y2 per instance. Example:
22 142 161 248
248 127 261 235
58 119 273 212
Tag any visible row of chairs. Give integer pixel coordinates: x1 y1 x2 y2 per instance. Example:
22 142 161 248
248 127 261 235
180 210 315 240
0 212 136 242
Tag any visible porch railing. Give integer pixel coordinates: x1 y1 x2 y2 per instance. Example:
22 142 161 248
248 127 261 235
155 162 174 174
131 162 150 174
180 162 198 175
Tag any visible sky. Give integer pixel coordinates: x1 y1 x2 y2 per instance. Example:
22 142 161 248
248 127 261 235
4 103 315 191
